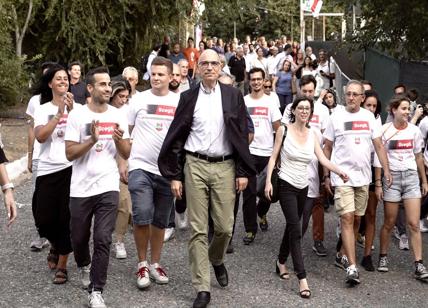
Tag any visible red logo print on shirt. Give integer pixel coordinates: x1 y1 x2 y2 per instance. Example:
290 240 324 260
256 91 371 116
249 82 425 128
310 114 319 124
344 121 370 131
389 139 413 150
247 107 268 116
98 122 118 135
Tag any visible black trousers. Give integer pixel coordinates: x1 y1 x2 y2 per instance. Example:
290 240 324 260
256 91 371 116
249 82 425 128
242 154 270 233
34 167 73 255
69 191 119 292
278 179 308 280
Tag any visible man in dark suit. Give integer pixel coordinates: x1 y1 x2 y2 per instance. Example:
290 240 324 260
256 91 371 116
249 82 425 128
158 50 255 308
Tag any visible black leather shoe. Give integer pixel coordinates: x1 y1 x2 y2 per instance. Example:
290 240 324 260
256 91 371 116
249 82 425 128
212 263 228 287
193 291 211 308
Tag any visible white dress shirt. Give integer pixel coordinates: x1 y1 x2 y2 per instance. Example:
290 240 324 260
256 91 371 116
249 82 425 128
184 83 233 156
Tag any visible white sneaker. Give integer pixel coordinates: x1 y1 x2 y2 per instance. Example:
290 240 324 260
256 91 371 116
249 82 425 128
392 226 401 240
88 291 106 308
114 242 127 259
136 261 150 289
399 234 409 250
149 263 169 284
176 211 188 230
420 220 428 233
79 264 91 289
30 237 49 251
163 228 175 242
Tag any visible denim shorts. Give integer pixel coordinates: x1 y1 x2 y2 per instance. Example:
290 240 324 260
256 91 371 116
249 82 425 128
383 170 421 203
128 169 174 228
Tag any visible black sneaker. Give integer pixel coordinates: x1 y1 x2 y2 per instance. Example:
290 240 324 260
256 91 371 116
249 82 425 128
346 266 360 285
312 240 327 257
361 255 375 272
259 215 268 232
415 262 428 281
335 253 349 271
243 232 256 245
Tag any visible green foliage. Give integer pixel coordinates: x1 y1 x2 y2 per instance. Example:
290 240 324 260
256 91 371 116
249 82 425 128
0 0 29 107
201 0 345 42
345 0 428 60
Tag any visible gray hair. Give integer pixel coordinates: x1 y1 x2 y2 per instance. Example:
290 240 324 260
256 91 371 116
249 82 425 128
345 79 364 94
122 66 138 78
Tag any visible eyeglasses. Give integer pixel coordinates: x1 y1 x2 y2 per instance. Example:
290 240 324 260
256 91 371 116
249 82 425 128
264 86 272 89
345 92 363 97
198 61 220 68
296 106 311 111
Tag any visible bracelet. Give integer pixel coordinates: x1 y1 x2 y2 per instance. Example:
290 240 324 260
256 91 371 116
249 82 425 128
53 114 61 121
374 179 382 182
2 183 14 192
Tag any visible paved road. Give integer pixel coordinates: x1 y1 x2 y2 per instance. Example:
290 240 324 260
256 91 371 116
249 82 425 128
0 178 427 307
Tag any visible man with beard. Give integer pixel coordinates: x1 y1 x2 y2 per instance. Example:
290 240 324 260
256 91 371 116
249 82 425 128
163 63 183 242
241 67 281 244
65 67 131 307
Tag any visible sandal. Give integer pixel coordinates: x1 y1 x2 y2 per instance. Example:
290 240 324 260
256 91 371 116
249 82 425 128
53 268 68 284
47 250 59 270
275 260 289 279
299 289 311 299
299 279 311 299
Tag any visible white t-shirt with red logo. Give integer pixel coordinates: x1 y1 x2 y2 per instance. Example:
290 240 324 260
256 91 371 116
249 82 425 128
65 104 129 197
128 90 179 175
323 107 381 187
373 122 423 171
281 101 329 132
34 102 81 176
245 94 282 157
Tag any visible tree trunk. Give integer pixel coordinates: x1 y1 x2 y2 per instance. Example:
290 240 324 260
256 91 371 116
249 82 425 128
13 0 33 58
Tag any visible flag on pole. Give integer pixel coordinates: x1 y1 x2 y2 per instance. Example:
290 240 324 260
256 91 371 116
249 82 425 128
301 0 323 17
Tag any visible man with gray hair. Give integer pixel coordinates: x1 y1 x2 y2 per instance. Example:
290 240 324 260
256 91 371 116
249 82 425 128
122 66 141 101
178 59 195 92
323 80 392 286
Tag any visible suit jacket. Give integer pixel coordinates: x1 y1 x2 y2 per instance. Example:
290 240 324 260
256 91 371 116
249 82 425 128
158 82 256 181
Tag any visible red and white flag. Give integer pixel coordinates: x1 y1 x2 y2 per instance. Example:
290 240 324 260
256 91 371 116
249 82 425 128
301 0 323 17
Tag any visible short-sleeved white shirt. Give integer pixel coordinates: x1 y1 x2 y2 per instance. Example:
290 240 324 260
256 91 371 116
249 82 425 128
245 94 282 157
323 107 381 187
373 122 423 171
64 104 129 197
128 90 179 175
281 101 329 132
34 102 79 176
26 94 41 159
316 60 335 90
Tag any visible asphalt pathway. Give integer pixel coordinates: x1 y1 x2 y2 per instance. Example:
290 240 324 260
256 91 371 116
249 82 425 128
0 178 427 307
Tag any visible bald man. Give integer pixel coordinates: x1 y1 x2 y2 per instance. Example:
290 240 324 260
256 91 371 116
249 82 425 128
159 50 255 308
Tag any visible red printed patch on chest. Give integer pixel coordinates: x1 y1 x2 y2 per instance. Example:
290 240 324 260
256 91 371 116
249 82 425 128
344 121 370 131
310 114 319 124
252 107 268 116
155 105 176 116
389 139 413 150
98 122 118 135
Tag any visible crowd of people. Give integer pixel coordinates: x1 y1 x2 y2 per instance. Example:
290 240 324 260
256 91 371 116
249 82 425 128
0 34 427 308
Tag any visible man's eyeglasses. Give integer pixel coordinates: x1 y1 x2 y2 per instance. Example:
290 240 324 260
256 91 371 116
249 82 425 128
345 92 363 98
198 61 220 68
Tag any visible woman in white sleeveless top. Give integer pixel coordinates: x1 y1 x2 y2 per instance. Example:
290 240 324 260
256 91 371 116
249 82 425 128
265 96 348 298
